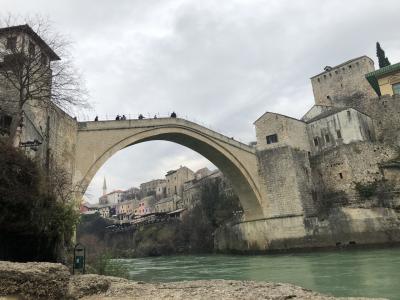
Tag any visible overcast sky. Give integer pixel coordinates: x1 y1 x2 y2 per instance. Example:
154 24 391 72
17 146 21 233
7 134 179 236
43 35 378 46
1 0 399 202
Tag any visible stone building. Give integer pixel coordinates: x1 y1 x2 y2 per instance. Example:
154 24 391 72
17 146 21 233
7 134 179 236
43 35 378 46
310 56 376 106
116 200 138 220
366 62 400 97
154 195 180 213
140 179 166 199
181 170 234 210
253 54 400 220
0 25 78 189
121 187 141 201
165 166 195 197
194 167 212 180
138 195 157 215
99 190 124 205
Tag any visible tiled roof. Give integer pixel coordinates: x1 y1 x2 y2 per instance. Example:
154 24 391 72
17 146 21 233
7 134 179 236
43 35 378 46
305 107 350 123
366 62 400 96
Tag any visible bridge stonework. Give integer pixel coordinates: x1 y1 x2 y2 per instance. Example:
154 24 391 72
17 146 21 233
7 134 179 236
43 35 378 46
72 117 315 251
75 118 267 219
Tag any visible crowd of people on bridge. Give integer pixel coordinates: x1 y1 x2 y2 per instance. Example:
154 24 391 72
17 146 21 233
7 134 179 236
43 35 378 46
93 112 177 121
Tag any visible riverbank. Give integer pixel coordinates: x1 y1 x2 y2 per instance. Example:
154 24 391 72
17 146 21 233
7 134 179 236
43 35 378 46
70 275 387 300
0 261 387 299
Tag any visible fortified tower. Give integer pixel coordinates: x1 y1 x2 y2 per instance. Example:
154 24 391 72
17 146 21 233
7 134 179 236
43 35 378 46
310 56 376 106
0 25 78 182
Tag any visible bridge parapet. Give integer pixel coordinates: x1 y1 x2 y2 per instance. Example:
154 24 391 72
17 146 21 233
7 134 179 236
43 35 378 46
77 117 255 154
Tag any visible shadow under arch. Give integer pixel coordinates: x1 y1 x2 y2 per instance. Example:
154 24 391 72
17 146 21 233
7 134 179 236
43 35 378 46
78 124 264 221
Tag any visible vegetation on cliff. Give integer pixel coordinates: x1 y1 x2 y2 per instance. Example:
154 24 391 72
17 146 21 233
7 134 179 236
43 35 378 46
0 142 80 262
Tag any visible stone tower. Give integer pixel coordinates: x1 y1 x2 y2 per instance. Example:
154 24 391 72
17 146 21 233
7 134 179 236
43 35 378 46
310 56 376 106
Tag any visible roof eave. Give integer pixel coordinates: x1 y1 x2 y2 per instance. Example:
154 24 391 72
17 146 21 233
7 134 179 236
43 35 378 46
0 24 61 61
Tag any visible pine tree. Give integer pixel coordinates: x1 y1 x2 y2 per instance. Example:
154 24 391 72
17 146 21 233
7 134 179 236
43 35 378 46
376 42 391 68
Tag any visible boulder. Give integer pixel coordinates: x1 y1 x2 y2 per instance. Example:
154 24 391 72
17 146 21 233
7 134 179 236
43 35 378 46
0 261 70 300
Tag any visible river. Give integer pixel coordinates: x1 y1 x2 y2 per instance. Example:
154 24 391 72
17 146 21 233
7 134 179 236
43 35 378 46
106 247 400 300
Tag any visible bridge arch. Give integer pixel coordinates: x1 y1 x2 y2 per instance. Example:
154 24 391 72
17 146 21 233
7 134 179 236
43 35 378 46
74 118 264 220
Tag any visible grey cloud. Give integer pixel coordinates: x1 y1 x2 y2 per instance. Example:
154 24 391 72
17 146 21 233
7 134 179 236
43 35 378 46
1 0 399 201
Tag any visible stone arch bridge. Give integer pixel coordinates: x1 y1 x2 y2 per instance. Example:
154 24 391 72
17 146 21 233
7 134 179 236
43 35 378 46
74 117 267 221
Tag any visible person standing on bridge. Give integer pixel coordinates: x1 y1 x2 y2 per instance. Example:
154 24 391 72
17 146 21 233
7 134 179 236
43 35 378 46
116 115 120 120
94 116 98 121
170 112 177 118
138 114 144 120
121 115 126 120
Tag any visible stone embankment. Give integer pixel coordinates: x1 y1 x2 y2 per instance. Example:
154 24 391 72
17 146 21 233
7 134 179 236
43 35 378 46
0 261 387 300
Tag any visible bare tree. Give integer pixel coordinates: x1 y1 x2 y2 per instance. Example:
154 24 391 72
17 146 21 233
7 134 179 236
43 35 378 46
0 15 88 146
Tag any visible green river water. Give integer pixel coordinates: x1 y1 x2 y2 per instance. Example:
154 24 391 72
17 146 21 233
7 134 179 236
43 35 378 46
107 247 400 300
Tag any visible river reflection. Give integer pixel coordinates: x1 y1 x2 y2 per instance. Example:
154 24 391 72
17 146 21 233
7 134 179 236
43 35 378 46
107 247 400 299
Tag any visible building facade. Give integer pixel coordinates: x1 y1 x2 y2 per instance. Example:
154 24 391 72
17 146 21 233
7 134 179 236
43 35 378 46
99 190 124 205
154 195 180 213
138 195 157 215
165 166 195 197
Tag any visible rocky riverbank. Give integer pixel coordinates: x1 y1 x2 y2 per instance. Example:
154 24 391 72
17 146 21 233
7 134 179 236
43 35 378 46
0 261 387 300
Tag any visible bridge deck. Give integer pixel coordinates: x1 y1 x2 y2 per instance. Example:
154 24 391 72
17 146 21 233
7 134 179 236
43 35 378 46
78 117 255 153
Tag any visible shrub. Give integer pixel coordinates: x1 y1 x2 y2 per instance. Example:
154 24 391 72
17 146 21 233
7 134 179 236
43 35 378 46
0 142 80 261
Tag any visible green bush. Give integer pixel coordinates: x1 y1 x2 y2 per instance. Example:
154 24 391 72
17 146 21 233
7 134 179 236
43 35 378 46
0 142 80 261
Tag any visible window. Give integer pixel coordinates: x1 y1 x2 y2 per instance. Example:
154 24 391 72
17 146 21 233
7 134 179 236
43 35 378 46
28 41 35 57
324 134 330 143
266 134 278 144
40 53 48 66
347 110 351 121
339 173 343 179
313 137 319 146
336 130 342 139
6 37 17 50
393 83 400 95
0 114 12 134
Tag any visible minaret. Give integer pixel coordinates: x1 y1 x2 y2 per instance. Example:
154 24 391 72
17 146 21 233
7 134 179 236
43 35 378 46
102 177 107 196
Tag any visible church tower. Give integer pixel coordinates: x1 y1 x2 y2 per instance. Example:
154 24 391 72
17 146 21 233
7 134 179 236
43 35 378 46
102 177 107 196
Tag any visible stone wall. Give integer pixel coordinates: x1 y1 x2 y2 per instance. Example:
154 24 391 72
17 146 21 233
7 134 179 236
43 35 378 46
0 69 78 180
215 207 400 252
256 146 314 218
347 94 400 146
47 103 78 187
310 141 398 203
